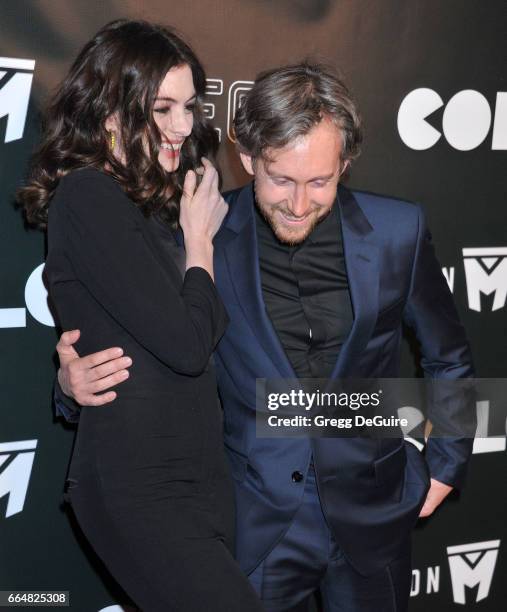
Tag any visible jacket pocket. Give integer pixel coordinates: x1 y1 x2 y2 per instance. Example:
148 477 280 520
404 440 431 486
374 442 407 486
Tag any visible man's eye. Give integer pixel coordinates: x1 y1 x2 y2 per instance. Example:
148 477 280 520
273 178 289 186
312 181 326 188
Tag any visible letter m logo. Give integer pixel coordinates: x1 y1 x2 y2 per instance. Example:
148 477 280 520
0 57 35 143
463 248 507 312
0 439 37 518
447 540 500 604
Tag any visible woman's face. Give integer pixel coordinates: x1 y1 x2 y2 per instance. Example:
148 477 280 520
152 63 196 172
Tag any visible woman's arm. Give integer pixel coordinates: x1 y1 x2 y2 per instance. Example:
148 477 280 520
53 169 228 376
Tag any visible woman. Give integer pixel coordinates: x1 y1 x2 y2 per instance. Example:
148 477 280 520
19 20 262 612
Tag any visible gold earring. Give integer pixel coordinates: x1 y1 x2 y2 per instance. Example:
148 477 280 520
108 131 116 151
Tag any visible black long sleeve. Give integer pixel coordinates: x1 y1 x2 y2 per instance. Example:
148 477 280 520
48 168 228 378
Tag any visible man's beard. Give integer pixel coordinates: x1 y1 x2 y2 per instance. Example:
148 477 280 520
254 191 330 246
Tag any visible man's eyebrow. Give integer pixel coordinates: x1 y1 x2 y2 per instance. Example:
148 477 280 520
267 171 335 182
154 94 197 103
307 174 335 181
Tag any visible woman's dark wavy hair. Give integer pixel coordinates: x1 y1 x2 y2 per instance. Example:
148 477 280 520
18 19 218 228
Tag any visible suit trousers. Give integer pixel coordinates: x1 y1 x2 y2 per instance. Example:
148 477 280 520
248 465 412 612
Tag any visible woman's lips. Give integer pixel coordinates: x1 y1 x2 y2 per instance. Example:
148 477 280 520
161 148 180 158
160 141 183 158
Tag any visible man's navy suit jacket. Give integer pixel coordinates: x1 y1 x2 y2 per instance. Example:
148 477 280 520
213 182 474 576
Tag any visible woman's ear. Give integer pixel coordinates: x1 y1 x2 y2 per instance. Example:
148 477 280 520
105 114 119 132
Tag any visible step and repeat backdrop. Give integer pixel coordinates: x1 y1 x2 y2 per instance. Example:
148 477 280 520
1 1 505 610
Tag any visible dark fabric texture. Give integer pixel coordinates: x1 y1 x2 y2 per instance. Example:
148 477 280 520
255 204 353 379
45 167 261 611
248 466 411 612
213 183 474 578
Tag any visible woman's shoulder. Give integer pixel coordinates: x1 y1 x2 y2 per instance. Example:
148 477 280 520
52 167 133 218
58 166 120 195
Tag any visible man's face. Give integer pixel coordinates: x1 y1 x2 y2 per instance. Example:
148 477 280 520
240 118 346 245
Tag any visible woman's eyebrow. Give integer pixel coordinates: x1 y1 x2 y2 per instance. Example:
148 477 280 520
155 94 196 103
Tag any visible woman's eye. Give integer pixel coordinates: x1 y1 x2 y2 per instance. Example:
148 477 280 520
154 106 170 115
185 104 195 114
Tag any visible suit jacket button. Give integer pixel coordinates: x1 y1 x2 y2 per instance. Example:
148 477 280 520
292 471 304 483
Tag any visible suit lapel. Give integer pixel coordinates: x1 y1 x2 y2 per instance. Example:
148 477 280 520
219 185 295 378
218 183 380 379
331 186 379 377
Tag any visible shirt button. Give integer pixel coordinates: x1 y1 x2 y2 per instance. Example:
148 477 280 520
292 471 304 483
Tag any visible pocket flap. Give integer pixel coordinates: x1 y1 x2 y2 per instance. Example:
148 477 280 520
374 443 407 486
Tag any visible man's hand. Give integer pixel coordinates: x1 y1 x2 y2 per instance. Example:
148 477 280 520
56 330 132 406
419 478 453 517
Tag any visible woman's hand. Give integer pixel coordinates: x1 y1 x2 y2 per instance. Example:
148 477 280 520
179 157 228 278
180 157 228 241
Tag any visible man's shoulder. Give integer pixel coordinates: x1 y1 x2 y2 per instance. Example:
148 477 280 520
344 186 424 238
348 186 421 218
337 185 426 246
220 183 254 231
222 183 252 205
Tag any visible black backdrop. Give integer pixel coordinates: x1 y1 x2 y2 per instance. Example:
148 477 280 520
1 1 505 610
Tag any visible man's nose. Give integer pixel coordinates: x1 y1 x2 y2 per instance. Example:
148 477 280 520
288 186 310 217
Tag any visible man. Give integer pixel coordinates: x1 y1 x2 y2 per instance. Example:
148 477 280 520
54 63 474 611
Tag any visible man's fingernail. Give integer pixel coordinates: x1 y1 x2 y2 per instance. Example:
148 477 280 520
124 357 132 366
114 348 123 356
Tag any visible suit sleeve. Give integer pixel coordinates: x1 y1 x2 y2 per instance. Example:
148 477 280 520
59 173 228 376
53 379 81 423
402 204 476 489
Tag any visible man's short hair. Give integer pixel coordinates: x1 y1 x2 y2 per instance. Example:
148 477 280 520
234 62 362 163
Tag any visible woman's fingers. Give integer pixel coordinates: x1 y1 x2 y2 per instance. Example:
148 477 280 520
196 158 217 194
179 159 224 242
182 169 197 203
210 166 219 193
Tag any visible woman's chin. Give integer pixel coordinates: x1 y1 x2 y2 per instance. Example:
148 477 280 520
159 154 180 173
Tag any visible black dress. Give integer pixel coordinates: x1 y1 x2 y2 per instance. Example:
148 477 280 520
45 168 262 612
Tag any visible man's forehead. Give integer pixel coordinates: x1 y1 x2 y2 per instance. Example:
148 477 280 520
261 161 337 182
262 120 342 164
258 145 341 182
